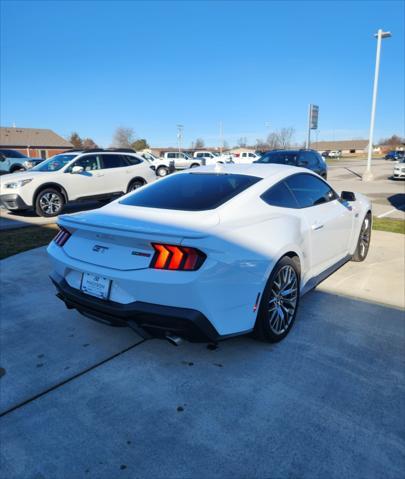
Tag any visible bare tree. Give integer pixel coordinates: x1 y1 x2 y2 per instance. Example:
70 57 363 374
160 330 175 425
266 132 281 150
278 127 295 148
113 127 135 148
68 132 83 148
378 134 404 146
255 138 269 150
194 138 205 148
237 137 247 147
82 138 98 149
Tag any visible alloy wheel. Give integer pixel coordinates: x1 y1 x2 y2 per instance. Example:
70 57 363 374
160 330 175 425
268 265 298 335
359 216 371 259
39 192 62 215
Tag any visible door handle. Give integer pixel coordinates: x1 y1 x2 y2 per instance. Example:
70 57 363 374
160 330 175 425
311 223 324 231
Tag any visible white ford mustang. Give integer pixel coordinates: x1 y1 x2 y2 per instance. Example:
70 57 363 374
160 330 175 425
48 164 372 343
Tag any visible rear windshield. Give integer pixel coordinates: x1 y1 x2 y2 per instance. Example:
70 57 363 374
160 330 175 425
120 173 261 211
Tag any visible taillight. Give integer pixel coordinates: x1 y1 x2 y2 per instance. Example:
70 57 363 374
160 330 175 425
150 243 206 271
54 227 71 247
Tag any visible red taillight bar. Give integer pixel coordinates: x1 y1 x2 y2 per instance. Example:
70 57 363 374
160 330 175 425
150 243 206 271
54 227 71 247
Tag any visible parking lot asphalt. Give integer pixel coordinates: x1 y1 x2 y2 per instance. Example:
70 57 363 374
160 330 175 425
0 158 404 231
327 158 405 220
0 231 404 478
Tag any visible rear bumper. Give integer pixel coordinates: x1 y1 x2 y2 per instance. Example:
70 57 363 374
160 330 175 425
0 194 30 210
50 273 221 342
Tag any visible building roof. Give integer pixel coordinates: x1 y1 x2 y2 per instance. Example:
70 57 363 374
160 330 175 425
311 140 369 150
0 127 73 148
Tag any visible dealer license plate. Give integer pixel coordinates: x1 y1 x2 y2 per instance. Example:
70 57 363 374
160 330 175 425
81 272 111 300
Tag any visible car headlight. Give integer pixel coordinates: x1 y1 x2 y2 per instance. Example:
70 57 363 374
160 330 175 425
5 179 33 189
23 160 34 168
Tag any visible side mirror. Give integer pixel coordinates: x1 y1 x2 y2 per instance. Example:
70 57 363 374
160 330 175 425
71 165 84 174
341 191 356 202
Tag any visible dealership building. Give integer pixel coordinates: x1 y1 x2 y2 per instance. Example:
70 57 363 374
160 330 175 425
0 127 73 159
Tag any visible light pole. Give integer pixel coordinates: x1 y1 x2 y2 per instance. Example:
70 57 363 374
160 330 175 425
363 29 392 182
176 124 184 154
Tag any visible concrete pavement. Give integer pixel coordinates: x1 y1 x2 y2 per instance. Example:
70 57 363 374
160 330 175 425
0 231 404 478
327 159 405 220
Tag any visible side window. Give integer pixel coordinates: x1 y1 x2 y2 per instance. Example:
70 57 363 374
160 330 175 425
69 155 100 172
261 181 299 208
299 151 315 167
285 174 337 208
101 154 128 169
196 153 203 158
249 153 255 157
167 153 175 159
125 155 141 165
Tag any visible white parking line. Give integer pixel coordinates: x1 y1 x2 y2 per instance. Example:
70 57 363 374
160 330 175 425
377 205 405 218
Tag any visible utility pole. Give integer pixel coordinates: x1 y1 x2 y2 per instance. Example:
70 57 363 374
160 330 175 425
176 124 184 153
363 29 392 182
219 121 223 154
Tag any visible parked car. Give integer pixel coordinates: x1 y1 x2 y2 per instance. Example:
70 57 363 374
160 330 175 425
385 150 405 161
193 151 233 165
328 150 342 158
393 157 405 180
0 149 44 174
254 149 327 179
152 152 201 177
48 164 371 345
232 152 261 164
0 149 156 217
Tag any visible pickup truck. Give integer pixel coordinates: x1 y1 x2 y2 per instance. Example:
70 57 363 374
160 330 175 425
154 152 201 177
232 152 261 164
193 151 233 165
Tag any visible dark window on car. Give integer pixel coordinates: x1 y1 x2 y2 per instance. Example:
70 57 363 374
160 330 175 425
285 173 337 208
125 155 141 165
68 155 101 172
299 151 320 169
0 149 27 158
120 173 262 211
261 181 299 208
257 151 298 165
167 153 175 159
101 154 128 169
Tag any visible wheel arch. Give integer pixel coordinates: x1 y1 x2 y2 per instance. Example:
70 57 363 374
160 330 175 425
127 176 146 192
33 183 69 205
10 163 24 173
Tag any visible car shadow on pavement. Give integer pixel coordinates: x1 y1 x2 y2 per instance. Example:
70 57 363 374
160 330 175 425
387 193 405 211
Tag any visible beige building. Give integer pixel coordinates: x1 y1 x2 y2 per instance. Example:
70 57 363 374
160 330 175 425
310 140 376 155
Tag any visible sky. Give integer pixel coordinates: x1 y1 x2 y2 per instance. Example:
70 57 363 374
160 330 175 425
1 0 404 148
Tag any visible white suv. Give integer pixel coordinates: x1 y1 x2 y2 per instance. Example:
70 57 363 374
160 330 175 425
0 149 156 217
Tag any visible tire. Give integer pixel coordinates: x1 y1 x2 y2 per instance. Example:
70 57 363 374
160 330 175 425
351 213 372 262
156 166 169 177
254 256 300 343
127 179 144 193
35 188 65 217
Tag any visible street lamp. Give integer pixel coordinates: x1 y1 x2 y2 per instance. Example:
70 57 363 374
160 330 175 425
176 124 184 154
363 29 392 182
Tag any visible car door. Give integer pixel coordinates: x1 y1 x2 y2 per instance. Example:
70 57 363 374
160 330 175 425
99 154 132 193
285 173 354 275
63 154 107 199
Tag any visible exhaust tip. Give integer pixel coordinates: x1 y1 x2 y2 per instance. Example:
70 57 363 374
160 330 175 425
166 334 183 347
